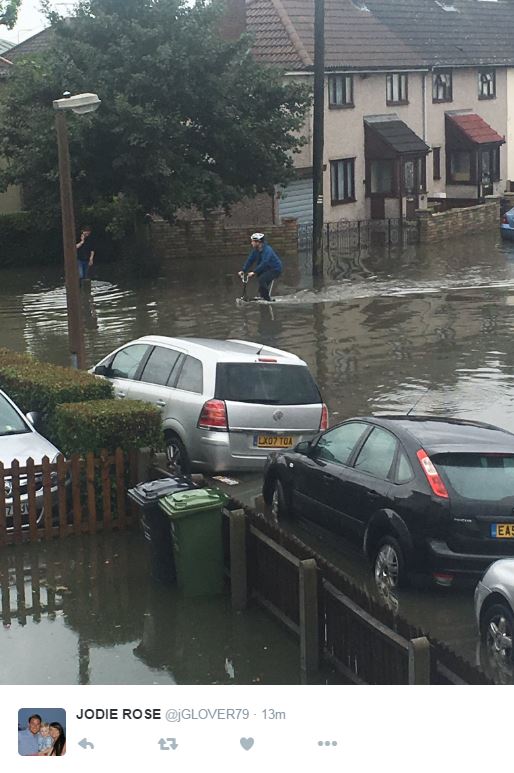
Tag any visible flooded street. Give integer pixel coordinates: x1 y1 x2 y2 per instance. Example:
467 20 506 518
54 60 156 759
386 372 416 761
2 226 514 682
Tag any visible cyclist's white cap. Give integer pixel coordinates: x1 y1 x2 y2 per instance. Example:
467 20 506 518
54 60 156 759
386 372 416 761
250 232 265 241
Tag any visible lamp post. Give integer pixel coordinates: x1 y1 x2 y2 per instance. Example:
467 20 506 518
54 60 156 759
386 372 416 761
53 92 101 369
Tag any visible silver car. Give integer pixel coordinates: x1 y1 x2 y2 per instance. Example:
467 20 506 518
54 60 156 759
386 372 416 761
91 336 327 473
475 559 514 674
0 389 62 528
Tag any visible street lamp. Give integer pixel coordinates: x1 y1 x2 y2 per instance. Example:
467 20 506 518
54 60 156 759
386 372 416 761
53 92 101 369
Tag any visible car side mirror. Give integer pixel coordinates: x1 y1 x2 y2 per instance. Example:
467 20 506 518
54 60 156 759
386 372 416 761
94 364 110 377
26 411 40 427
295 440 312 455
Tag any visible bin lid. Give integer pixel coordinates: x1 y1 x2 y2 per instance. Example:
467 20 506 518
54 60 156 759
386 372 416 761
127 476 194 505
158 487 229 518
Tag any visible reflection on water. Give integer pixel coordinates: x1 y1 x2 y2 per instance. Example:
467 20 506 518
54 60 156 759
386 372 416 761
3 230 514 432
0 532 301 685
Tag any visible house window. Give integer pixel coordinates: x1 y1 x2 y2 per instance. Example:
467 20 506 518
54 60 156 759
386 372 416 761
328 74 354 108
433 147 441 180
432 70 452 102
330 158 356 203
370 159 395 195
386 73 408 104
448 150 473 183
478 69 496 99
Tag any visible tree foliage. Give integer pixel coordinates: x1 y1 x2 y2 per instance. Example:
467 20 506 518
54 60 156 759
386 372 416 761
0 0 311 233
0 0 21 29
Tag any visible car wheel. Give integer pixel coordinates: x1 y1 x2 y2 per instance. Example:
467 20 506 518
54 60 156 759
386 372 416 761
165 432 191 477
482 603 514 664
374 536 406 590
271 479 292 521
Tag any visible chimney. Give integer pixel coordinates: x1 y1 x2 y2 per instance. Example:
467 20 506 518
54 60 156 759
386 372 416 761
218 0 247 41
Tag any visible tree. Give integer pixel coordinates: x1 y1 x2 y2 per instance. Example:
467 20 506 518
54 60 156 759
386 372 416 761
0 0 21 29
0 0 311 234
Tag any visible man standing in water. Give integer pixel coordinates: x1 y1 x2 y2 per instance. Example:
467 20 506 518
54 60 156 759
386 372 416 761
76 225 95 283
239 232 282 301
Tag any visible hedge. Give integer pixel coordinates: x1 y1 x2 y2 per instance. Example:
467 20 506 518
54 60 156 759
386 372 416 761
0 348 113 440
0 212 61 266
53 399 162 455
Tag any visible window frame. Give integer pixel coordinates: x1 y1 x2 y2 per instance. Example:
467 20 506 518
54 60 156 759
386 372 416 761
313 421 370 467
386 72 408 105
478 68 496 100
108 344 152 381
328 73 354 109
432 70 453 103
352 426 399 481
174 354 204 394
447 149 475 184
138 345 183 388
330 157 356 205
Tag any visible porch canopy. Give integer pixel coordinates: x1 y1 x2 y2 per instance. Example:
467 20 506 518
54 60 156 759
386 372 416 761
364 115 430 159
445 113 504 189
445 113 504 149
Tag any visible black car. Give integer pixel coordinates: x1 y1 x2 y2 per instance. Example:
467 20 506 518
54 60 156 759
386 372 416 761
262 415 514 588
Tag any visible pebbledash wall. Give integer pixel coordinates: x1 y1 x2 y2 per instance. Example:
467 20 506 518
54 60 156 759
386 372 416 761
149 217 298 260
416 196 500 244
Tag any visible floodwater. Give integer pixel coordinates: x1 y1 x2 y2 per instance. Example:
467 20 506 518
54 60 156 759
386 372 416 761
0 532 301 685
2 226 514 683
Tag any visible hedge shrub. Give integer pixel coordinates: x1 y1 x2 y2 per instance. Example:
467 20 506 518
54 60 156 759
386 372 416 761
0 348 113 440
54 399 162 455
0 212 61 266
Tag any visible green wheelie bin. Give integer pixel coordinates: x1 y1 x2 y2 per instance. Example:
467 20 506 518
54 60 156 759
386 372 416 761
158 488 229 596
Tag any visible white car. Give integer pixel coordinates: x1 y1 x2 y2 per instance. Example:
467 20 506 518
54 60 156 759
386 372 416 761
91 336 327 473
475 559 514 673
0 389 62 528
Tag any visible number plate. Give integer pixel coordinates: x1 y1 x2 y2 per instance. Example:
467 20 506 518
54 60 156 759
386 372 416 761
254 434 293 449
491 523 514 538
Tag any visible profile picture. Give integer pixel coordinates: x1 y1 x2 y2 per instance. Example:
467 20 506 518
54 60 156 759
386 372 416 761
18 708 66 757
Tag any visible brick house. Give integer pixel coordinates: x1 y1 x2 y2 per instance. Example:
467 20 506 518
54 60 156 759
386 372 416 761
245 0 514 223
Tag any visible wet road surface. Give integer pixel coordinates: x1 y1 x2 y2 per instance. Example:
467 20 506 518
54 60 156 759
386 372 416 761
3 227 514 681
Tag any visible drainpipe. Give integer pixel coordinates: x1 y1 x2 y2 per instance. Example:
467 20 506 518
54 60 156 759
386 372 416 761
422 71 428 142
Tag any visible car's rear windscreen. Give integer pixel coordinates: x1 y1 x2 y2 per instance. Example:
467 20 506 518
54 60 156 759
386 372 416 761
434 453 514 500
215 363 321 405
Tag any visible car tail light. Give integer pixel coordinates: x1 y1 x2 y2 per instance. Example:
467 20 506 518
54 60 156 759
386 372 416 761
416 449 448 499
319 403 329 431
257 357 277 362
198 399 228 430
502 214 508 224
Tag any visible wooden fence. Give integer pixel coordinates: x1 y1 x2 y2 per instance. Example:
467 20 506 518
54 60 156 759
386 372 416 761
226 502 493 686
0 449 139 545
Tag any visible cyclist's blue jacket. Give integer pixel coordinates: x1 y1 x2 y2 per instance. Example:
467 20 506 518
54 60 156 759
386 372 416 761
242 243 283 276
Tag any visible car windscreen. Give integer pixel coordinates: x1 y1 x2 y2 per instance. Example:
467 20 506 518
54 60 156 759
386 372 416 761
0 394 29 436
215 363 321 405
433 453 514 500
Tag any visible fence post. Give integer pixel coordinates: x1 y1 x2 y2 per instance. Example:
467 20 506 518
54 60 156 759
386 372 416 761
299 558 319 679
229 509 247 612
136 447 153 483
408 636 431 684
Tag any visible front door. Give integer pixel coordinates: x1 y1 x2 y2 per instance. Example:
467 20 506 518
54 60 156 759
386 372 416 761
404 159 419 218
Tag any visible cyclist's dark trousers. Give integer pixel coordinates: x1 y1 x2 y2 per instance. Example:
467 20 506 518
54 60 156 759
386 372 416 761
258 269 281 301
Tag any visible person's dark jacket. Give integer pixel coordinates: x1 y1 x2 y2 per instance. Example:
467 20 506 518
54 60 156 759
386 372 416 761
242 243 282 275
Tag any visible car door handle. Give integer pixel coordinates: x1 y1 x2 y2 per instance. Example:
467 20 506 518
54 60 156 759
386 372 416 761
156 400 166 407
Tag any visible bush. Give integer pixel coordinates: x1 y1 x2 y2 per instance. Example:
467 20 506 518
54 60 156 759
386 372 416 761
0 348 113 440
0 212 61 266
53 399 162 455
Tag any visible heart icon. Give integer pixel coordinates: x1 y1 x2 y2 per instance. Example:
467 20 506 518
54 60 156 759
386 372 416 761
240 737 254 751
